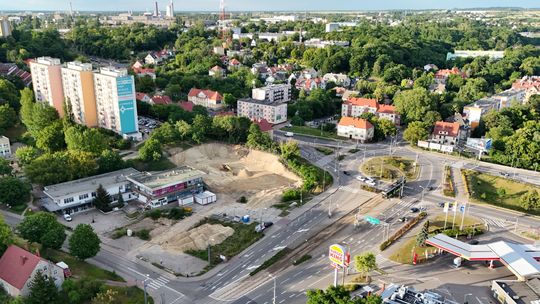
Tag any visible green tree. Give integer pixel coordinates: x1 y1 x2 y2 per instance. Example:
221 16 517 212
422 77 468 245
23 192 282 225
519 190 540 211
0 215 13 255
279 140 300 160
151 122 178 144
35 120 66 152
354 252 377 279
377 118 397 137
222 93 237 108
17 212 66 249
456 78 488 102
24 151 98 185
97 150 125 174
0 158 11 176
0 176 31 206
175 120 192 140
0 104 17 133
422 110 442 126
416 220 430 246
0 79 19 110
26 270 60 304
19 88 35 127
164 84 182 101
92 184 112 212
64 126 107 155
306 285 382 304
139 138 162 162
497 188 506 203
92 288 119 304
191 114 212 144
246 123 273 151
69 224 101 260
393 88 435 123
15 146 40 166
26 103 59 136
413 73 434 89
403 121 429 145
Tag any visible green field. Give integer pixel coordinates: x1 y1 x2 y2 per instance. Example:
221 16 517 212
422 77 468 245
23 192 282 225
282 126 340 140
463 170 540 215
44 249 125 282
361 156 418 181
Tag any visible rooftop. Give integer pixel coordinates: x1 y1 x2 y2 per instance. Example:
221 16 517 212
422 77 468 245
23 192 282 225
433 121 460 137
345 97 379 108
188 88 223 101
338 117 374 129
238 98 284 106
0 246 42 290
44 168 140 199
494 278 540 304
127 166 204 190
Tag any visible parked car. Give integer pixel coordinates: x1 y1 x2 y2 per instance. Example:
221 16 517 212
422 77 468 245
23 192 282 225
343 171 350 175
284 132 294 137
63 213 72 222
398 217 407 222
366 180 376 186
410 207 420 213
356 176 366 182
500 172 510 177
255 221 274 232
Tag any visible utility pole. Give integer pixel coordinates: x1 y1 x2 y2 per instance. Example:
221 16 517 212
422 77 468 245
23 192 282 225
143 276 150 304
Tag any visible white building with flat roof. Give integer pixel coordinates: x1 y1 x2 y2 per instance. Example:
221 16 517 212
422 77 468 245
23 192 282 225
252 84 291 103
94 67 140 140
237 98 287 125
0 136 11 158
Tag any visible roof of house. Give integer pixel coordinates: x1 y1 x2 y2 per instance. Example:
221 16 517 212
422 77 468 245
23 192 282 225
512 76 540 90
136 92 149 101
188 88 223 101
338 117 374 129
134 68 155 74
377 104 397 114
178 101 194 112
344 97 378 108
435 67 466 78
229 58 241 65
127 166 204 190
0 246 42 290
253 118 273 132
433 121 460 137
210 65 224 71
151 95 172 105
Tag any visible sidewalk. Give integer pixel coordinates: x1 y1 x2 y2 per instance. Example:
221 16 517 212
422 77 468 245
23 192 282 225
450 166 468 204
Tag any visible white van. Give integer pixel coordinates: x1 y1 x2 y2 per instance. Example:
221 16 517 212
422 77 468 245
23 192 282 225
284 132 294 137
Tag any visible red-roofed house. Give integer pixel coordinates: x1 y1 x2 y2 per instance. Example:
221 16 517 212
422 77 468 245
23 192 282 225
136 92 151 103
229 58 242 69
178 101 194 112
253 118 273 133
431 121 466 146
342 98 401 125
188 88 224 111
435 67 467 84
209 65 225 78
150 95 172 105
0 245 64 297
0 63 32 86
133 68 156 80
337 117 374 142
132 60 144 70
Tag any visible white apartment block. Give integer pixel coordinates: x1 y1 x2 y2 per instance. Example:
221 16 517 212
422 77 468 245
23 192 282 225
0 17 11 38
237 98 287 124
61 61 97 127
29 57 65 115
252 84 292 103
93 68 140 139
0 136 11 158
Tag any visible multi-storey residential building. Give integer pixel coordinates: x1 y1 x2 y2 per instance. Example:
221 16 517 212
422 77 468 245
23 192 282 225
187 88 224 111
337 117 374 142
93 67 140 139
0 136 11 158
252 84 291 103
237 98 287 124
430 121 468 146
61 62 98 127
0 246 64 297
127 167 205 208
29 57 65 115
341 98 401 125
41 168 140 215
462 89 525 129
0 17 11 38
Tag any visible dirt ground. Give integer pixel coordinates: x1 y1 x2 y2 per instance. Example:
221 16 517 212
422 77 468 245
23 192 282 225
169 143 302 208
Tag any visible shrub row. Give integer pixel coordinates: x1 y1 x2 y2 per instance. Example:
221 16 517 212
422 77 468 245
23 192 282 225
380 212 427 251
442 166 455 197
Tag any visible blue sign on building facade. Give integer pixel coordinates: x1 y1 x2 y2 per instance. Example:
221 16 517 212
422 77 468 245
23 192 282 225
116 76 138 134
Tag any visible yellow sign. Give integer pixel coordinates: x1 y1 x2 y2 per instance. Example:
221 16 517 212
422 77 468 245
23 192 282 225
329 244 346 266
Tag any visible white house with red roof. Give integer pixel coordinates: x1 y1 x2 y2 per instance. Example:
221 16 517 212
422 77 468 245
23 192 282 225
132 60 144 70
150 95 172 105
187 88 224 111
228 58 242 69
341 97 401 125
337 117 374 142
0 245 64 297
512 76 540 102
133 67 156 80
136 92 151 103
431 121 467 146
209 65 225 78
434 67 467 84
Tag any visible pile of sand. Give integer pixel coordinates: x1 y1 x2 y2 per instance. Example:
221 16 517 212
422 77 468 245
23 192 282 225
160 223 234 252
168 143 301 208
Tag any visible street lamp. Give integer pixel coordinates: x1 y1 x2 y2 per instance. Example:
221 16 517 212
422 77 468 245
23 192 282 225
269 274 277 304
463 293 472 304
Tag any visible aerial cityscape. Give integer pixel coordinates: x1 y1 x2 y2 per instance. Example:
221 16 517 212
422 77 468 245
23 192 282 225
0 1 539 304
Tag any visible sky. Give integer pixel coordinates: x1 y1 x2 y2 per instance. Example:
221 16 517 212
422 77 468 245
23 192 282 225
1 0 539 12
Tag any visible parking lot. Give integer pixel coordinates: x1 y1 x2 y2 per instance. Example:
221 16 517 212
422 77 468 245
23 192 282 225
138 116 161 136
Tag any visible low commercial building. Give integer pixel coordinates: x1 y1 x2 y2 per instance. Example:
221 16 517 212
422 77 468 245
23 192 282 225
252 84 291 103
237 98 287 124
0 136 11 158
127 167 205 208
187 88 224 111
491 278 540 304
41 168 140 215
0 245 64 297
337 117 374 142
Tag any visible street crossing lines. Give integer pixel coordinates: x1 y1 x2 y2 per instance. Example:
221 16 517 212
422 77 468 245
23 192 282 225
482 218 510 228
146 276 170 290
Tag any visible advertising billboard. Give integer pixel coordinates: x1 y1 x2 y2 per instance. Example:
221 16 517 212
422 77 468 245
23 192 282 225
329 244 346 267
116 76 138 134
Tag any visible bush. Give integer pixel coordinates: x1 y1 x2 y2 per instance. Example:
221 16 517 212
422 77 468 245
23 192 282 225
238 196 247 204
291 115 304 126
111 228 127 239
292 254 312 266
282 188 301 202
147 209 162 220
135 229 151 240
343 284 360 292
167 208 186 220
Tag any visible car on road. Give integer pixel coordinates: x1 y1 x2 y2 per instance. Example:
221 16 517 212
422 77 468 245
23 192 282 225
356 176 366 182
255 221 274 232
500 172 510 177
366 180 376 186
284 132 294 137
398 217 407 222
343 171 350 175
437 202 445 207
410 207 420 213
63 213 72 222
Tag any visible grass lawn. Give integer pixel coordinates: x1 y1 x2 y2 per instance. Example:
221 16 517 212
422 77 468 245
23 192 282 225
315 146 334 155
43 249 125 282
361 156 418 181
185 218 264 270
282 126 340 140
106 286 153 304
129 157 176 171
430 214 484 231
463 170 540 215
3 124 26 142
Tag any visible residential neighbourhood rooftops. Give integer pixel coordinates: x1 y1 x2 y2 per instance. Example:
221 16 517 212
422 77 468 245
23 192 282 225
136 92 150 101
188 88 223 101
43 168 140 199
433 121 460 137
0 246 42 290
127 166 204 190
338 117 374 129
344 97 379 108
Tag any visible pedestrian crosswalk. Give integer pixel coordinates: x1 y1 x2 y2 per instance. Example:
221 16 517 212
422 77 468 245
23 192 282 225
482 218 510 228
146 276 170 290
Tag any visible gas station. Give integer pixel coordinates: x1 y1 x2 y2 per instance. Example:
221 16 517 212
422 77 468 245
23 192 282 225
426 234 540 281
